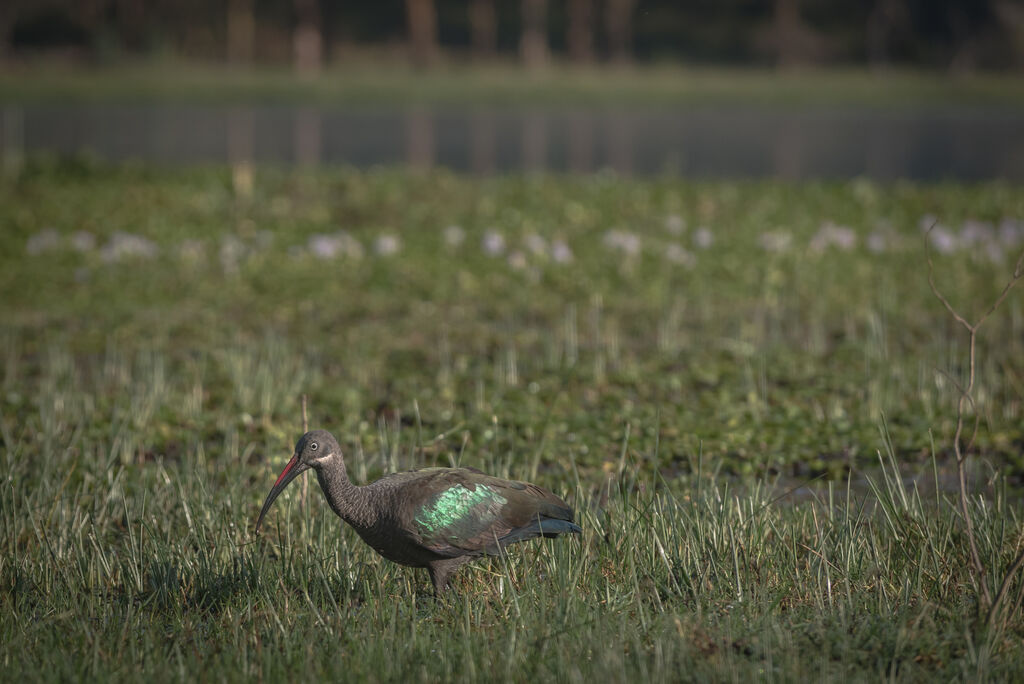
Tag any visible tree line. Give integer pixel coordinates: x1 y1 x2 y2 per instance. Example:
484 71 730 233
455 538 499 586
3 0 1022 71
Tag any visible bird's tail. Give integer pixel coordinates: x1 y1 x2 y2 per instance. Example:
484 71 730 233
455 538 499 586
498 518 582 547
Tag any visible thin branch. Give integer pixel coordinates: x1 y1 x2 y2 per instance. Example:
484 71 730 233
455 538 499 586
987 545 1024 631
925 227 973 333
974 249 1024 329
922 232 1024 615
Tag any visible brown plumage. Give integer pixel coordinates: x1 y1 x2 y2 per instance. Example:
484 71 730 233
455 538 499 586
255 429 581 593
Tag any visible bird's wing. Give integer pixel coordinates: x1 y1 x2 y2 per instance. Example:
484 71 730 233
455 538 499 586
406 469 575 555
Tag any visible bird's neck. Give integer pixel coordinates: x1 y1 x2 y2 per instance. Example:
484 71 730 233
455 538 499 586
316 458 375 529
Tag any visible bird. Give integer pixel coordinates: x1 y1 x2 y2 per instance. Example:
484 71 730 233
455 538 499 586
255 429 581 594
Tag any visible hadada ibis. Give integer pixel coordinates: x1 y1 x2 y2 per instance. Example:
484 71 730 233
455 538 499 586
255 429 581 594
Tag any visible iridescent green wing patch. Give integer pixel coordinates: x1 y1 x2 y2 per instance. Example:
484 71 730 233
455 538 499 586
415 484 508 549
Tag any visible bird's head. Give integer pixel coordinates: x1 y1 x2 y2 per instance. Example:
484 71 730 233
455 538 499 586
254 429 342 534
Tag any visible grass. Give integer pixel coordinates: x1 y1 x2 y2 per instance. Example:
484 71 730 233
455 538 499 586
2 61 1024 107
2 160 1024 679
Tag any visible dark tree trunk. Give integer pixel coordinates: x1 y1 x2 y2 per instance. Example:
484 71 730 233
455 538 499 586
469 0 497 59
406 0 439 67
567 0 594 64
118 0 147 52
604 0 635 64
227 0 255 64
768 0 826 68
0 1 14 61
520 0 548 71
293 0 322 75
774 0 802 67
992 0 1024 70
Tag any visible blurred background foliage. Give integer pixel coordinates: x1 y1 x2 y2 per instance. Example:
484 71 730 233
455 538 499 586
2 0 1023 72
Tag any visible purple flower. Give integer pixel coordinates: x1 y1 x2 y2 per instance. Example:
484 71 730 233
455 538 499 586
665 243 696 268
482 230 505 256
70 231 96 253
308 232 364 259
811 222 857 252
551 239 573 264
928 225 958 254
603 230 641 256
374 234 401 256
758 231 792 253
218 235 246 271
693 227 713 249
866 232 887 253
998 219 1022 247
26 228 60 255
308 234 341 259
102 232 159 263
959 219 993 247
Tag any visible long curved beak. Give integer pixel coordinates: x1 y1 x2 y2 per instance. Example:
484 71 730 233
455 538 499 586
255 453 309 534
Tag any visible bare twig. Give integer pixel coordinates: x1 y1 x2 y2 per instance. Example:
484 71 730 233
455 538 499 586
925 225 1024 623
987 544 1024 631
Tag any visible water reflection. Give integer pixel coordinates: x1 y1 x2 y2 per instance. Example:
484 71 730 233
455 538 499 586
227 107 254 198
470 110 496 175
522 111 546 172
568 111 593 173
4 103 1023 180
294 107 321 166
406 107 434 170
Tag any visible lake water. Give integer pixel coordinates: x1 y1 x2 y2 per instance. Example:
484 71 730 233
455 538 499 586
3 103 1023 180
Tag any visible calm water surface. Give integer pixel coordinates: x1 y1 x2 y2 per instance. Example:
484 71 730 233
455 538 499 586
3 103 1023 180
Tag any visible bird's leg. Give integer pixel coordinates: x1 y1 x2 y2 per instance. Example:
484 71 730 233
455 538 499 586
427 563 452 596
427 558 469 596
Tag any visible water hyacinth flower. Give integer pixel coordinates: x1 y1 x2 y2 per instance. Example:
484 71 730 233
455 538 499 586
308 234 341 259
26 228 61 255
664 214 686 235
693 226 713 249
443 225 465 247
373 234 402 256
927 225 958 254
308 232 364 260
603 229 642 256
758 230 792 253
102 232 159 263
866 231 888 253
665 243 696 268
70 231 96 253
219 234 246 272
482 229 505 256
998 218 1022 247
551 238 573 264
959 219 994 246
809 222 856 252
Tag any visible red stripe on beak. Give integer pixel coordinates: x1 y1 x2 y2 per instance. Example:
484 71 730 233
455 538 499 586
273 455 299 488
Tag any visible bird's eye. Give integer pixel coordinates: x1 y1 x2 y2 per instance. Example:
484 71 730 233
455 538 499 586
309 442 318 451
